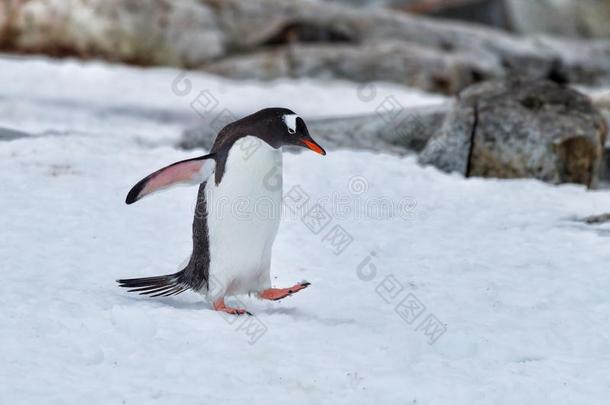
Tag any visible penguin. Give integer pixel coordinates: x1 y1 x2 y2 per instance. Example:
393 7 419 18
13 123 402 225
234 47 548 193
117 108 326 315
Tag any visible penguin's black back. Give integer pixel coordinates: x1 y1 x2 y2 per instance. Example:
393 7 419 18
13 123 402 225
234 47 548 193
182 182 211 291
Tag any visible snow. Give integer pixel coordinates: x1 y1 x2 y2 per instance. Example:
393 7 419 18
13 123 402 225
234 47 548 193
2 55 610 404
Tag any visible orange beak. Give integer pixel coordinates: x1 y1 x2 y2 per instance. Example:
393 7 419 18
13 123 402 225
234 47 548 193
301 139 326 155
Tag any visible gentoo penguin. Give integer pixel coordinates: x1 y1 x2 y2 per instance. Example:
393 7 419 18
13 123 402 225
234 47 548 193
117 108 326 315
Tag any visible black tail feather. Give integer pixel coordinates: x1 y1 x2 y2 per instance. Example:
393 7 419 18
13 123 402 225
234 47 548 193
117 271 189 297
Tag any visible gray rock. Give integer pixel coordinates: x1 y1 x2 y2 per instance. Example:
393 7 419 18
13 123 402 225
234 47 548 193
582 212 610 224
203 0 610 91
579 92 610 184
179 104 450 154
419 79 608 187
418 99 476 174
1 0 225 67
506 0 610 39
595 109 610 184
204 42 499 94
0 126 31 141
5 0 610 93
400 0 511 30
602 144 610 184
319 0 414 7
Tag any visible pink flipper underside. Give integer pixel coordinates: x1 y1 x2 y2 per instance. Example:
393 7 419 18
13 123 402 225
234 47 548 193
141 160 207 197
125 156 215 204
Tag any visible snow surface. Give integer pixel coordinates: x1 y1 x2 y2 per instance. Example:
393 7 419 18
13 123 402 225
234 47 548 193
2 55 610 404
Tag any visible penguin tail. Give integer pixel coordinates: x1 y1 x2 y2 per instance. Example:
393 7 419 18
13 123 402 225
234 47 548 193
117 271 190 298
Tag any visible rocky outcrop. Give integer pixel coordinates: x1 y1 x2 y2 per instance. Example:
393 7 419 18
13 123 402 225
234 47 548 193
0 0 225 66
506 0 610 39
582 213 610 224
0 126 30 141
419 79 608 187
180 84 610 188
590 93 610 183
331 0 610 38
204 42 495 94
3 0 610 94
417 96 475 175
400 0 510 30
204 0 610 92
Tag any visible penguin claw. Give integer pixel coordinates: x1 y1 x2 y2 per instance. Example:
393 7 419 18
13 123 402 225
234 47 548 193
212 298 251 316
217 307 251 316
259 282 311 301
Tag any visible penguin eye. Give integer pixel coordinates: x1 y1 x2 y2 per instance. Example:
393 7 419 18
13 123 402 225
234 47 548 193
288 127 296 134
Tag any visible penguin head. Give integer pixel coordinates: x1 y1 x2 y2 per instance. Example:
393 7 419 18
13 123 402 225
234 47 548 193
246 108 326 155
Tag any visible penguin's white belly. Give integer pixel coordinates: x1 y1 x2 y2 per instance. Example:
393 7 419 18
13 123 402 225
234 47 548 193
204 137 283 297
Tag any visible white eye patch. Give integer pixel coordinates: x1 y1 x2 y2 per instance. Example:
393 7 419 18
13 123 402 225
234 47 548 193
282 114 299 134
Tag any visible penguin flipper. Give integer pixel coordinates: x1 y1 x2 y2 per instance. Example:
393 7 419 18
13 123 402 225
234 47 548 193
126 153 216 204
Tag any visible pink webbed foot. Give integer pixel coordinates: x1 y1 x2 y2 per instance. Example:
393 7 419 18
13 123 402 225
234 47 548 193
259 282 311 301
213 298 252 316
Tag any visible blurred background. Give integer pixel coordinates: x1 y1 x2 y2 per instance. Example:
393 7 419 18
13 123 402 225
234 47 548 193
1 0 610 186
2 1 610 404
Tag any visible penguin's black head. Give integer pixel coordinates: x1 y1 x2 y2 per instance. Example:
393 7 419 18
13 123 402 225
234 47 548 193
245 108 326 155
